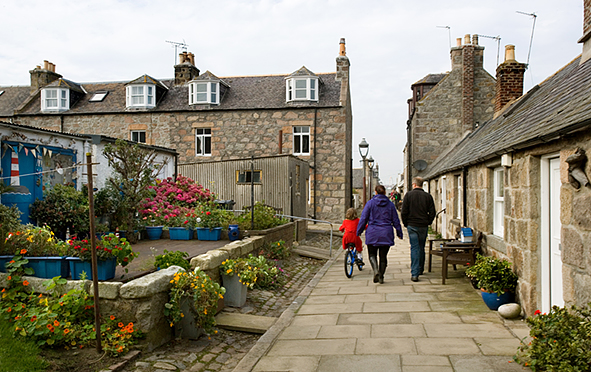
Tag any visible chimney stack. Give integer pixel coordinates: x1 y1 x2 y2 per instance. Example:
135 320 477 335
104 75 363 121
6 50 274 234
335 38 350 105
579 0 591 64
494 45 527 113
29 60 61 94
174 51 200 86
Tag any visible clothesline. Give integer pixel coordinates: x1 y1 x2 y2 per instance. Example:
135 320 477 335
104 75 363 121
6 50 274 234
0 163 86 181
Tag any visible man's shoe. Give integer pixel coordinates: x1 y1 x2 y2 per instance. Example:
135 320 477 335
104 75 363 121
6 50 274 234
411 276 419 282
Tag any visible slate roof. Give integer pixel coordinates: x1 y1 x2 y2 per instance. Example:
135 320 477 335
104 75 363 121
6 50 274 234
0 72 341 116
411 73 447 87
424 56 591 179
45 78 86 94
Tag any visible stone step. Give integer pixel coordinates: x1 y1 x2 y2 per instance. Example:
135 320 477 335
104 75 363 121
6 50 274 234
214 312 277 334
293 245 332 260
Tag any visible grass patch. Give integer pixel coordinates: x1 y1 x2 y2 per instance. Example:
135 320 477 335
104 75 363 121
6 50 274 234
0 317 47 372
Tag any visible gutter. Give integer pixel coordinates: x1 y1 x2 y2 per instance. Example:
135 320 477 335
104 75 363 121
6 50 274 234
313 108 318 222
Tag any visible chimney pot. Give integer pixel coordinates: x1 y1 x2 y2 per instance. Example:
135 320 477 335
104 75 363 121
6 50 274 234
43 60 49 70
188 52 195 65
339 38 346 56
472 34 479 45
504 45 516 62
179 53 185 64
456 38 462 46
464 34 471 45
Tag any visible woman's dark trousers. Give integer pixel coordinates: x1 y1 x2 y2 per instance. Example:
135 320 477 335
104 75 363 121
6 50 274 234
367 245 390 284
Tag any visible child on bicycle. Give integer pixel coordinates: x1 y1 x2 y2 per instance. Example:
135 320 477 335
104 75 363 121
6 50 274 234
339 208 364 263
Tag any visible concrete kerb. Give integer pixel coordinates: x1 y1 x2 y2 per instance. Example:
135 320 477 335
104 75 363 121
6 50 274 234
232 248 342 372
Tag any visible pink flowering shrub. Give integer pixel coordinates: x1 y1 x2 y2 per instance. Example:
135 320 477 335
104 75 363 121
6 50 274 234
140 175 215 226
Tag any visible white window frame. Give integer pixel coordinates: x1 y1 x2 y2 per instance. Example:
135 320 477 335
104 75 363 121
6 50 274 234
454 175 462 220
195 128 212 156
189 82 219 105
286 77 318 102
493 167 504 237
125 84 155 108
293 126 310 155
130 130 146 143
41 88 69 112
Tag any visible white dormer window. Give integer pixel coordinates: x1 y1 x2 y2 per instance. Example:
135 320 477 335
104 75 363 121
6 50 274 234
41 88 69 112
126 84 155 108
286 78 318 102
189 82 219 105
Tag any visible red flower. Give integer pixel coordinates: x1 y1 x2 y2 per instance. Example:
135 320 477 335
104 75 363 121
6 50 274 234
123 257 128 262
20 249 27 255
184 220 189 224
31 316 37 322
206 211 211 215
534 310 541 315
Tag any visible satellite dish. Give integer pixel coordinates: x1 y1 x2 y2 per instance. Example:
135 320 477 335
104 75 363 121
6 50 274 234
413 160 428 171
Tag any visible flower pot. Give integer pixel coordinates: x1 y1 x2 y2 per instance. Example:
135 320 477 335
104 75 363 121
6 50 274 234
25 256 69 279
0 255 13 273
221 274 247 308
146 226 164 240
174 297 205 340
169 227 194 240
196 227 222 241
480 290 515 311
66 257 117 281
228 224 240 242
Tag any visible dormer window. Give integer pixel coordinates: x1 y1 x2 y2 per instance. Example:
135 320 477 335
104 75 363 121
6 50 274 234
41 88 69 112
126 84 155 108
286 77 318 102
189 82 219 105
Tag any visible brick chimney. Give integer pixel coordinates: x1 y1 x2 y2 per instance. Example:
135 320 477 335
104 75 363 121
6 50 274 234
494 45 527 113
29 60 61 94
174 52 200 85
335 38 350 106
579 0 591 64
450 34 484 132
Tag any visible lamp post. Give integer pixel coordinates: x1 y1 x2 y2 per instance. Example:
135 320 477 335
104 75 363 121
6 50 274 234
368 156 375 200
358 138 369 206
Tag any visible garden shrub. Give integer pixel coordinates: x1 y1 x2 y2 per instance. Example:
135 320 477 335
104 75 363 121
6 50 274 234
4 225 63 257
515 304 591 371
0 204 22 255
236 202 288 230
259 240 291 261
154 250 191 271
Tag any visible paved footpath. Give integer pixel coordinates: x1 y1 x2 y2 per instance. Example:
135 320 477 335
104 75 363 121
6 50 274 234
238 237 530 372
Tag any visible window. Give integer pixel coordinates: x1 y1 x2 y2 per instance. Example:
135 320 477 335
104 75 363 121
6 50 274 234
195 128 212 156
454 175 462 219
41 88 69 112
236 170 261 184
286 77 319 102
131 130 146 143
189 82 219 105
293 126 310 155
493 167 504 237
126 84 155 108
89 91 108 102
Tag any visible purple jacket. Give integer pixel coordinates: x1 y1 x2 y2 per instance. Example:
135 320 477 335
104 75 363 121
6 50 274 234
356 194 403 246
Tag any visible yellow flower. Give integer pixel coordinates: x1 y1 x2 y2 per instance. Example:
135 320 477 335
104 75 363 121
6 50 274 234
180 313 184 318
204 309 207 315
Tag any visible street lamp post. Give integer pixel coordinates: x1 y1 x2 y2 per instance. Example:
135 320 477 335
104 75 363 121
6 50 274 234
368 156 375 200
358 138 369 206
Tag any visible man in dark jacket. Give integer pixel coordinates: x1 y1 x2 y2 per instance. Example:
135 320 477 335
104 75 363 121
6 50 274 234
357 185 403 284
401 177 436 282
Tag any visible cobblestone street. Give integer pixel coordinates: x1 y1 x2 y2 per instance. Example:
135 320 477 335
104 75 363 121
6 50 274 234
118 255 327 372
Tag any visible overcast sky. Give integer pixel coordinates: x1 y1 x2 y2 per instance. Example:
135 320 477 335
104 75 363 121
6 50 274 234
0 0 585 186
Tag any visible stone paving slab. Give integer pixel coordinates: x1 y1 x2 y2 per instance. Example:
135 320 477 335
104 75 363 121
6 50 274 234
475 337 524 355
415 337 481 355
371 324 426 338
297 302 363 315
410 311 463 324
355 338 418 354
214 312 277 334
363 301 431 312
449 355 528 371
316 324 371 339
290 314 339 326
267 339 356 356
317 355 402 372
253 356 320 372
337 312 411 325
424 323 514 338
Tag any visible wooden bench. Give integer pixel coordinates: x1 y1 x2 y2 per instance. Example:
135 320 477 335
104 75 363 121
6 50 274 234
428 232 483 284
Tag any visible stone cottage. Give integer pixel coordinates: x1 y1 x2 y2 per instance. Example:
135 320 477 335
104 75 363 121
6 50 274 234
419 0 591 316
0 39 353 222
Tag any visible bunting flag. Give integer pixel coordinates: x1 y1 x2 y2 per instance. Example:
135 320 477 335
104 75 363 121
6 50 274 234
48 149 52 157
24 148 29 156
43 148 47 156
10 149 19 186
30 148 36 158
1 144 6 158
18 144 23 153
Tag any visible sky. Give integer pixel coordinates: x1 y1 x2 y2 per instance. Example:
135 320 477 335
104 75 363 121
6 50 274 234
0 0 585 186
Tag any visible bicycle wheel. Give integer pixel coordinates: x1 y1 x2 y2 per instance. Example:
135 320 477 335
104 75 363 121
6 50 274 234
344 249 355 278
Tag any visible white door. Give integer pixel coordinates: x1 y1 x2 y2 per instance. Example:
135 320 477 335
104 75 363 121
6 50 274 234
541 156 563 312
441 177 447 238
549 158 563 308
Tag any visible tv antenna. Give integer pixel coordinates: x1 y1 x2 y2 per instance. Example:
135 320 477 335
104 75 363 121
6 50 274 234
477 34 502 67
516 11 537 66
436 25 452 50
165 40 188 65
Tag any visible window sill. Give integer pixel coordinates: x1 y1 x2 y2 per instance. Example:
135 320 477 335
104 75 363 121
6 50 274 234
485 233 507 254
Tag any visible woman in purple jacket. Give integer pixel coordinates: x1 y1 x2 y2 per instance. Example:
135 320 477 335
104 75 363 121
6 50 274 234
357 185 403 284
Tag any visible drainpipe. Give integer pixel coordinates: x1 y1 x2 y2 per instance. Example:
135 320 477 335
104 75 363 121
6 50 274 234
406 107 415 194
463 167 468 227
60 115 64 132
313 108 318 222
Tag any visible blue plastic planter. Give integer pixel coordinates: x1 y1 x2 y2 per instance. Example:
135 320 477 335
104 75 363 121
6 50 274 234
481 290 515 310
0 255 13 273
228 224 240 241
146 226 164 240
169 227 194 240
67 257 117 280
196 227 222 241
26 256 70 279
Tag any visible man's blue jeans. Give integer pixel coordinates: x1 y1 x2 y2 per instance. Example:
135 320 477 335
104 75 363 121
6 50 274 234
407 226 429 277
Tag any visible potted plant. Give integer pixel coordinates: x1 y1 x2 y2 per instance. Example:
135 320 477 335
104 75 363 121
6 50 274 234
219 258 258 307
142 214 165 240
195 203 230 241
4 224 69 279
465 254 518 310
154 250 191 271
66 233 138 280
164 267 225 339
164 212 196 240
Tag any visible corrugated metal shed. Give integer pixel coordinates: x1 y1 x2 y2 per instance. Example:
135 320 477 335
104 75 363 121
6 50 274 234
179 154 310 218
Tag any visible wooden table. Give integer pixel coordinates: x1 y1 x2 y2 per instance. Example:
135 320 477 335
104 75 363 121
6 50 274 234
428 236 481 284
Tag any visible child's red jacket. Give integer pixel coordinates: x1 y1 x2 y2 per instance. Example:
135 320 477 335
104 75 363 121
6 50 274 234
339 218 363 252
